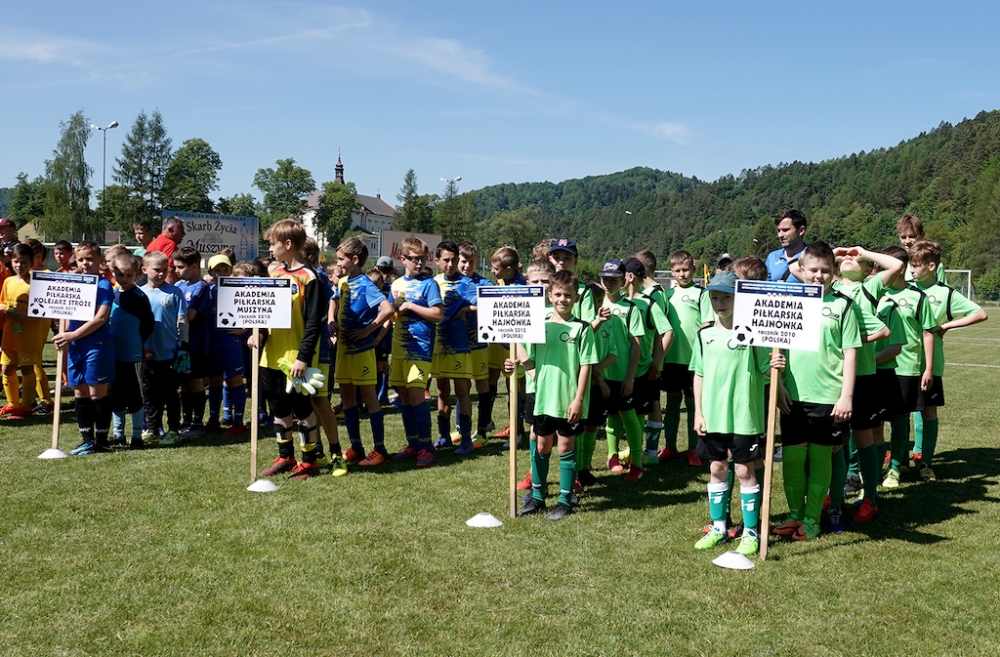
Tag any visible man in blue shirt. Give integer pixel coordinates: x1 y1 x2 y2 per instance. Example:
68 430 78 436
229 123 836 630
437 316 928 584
765 209 808 283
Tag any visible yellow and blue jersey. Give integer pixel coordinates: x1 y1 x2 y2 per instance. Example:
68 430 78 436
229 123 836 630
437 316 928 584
260 263 325 370
338 273 388 355
434 272 475 355
390 273 443 361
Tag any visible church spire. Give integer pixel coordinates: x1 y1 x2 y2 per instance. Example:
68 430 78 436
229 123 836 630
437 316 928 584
335 149 345 184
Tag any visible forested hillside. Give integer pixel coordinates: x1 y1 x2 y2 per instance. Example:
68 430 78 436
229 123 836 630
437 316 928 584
473 110 1000 294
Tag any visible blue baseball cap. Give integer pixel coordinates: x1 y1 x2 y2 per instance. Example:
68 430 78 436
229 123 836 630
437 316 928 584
706 270 737 294
600 259 625 277
549 238 578 256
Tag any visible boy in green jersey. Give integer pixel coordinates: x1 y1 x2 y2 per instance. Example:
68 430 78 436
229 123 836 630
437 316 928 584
692 271 785 556
577 282 615 488
874 246 936 488
658 250 713 466
898 214 947 285
909 240 988 481
595 259 647 482
513 270 598 521
774 241 862 542
631 249 672 463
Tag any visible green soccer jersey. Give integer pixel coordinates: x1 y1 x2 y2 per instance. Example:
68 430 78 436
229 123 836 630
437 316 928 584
527 316 598 420
833 277 888 377
916 280 982 376
664 284 712 366
642 283 668 313
879 285 936 377
575 282 597 323
906 262 947 285
631 293 672 377
874 300 908 371
601 291 645 382
691 323 771 435
782 290 863 405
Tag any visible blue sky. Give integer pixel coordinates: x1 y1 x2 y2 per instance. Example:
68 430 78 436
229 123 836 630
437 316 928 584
3 1 1000 205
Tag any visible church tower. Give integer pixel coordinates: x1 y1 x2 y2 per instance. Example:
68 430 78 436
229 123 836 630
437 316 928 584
335 150 345 184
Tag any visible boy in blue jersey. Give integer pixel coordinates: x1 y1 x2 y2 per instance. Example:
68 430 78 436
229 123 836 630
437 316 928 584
303 237 341 473
173 247 211 437
108 252 154 449
139 250 189 447
389 237 444 467
205 254 249 437
432 240 477 455
457 242 494 442
488 246 527 441
53 242 117 456
334 237 394 468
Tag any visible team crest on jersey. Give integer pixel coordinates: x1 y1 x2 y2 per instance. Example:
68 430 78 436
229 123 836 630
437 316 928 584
160 296 173 307
291 283 299 295
821 306 840 321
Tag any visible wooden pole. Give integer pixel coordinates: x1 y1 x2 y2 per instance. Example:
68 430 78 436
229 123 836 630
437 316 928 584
50 319 67 450
249 328 260 485
509 344 518 519
759 346 781 561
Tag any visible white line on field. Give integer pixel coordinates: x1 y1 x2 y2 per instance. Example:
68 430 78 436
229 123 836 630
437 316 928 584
946 363 1000 369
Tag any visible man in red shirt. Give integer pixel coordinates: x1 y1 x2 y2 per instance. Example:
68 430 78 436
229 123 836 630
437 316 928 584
146 216 186 282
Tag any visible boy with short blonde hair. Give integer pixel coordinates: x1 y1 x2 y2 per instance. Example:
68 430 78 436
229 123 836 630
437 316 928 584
0 244 51 419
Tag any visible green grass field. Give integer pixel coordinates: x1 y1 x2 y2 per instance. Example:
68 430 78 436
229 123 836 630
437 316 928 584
2 323 999 656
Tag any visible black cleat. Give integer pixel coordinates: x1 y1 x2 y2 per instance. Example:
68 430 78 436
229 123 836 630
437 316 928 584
517 497 547 517
544 503 574 521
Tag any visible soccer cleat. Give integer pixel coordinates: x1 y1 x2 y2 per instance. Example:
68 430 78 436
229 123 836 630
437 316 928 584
222 424 248 438
415 448 436 467
450 430 463 445
792 522 821 541
140 429 160 446
623 464 644 483
521 491 533 505
619 445 631 462
472 433 487 449
919 464 937 482
329 455 349 476
774 446 783 462
844 475 862 494
686 450 703 467
772 517 802 537
577 469 598 487
1 405 31 419
454 440 474 456
109 435 127 447
288 462 320 480
0 404 18 416
159 431 183 447
129 436 146 451
695 528 727 550
826 508 845 534
32 400 53 415
495 425 511 438
516 469 533 490
573 479 584 494
657 446 681 462
204 420 222 431
642 450 659 466
433 436 451 449
736 534 760 556
343 446 365 463
882 469 901 489
70 442 93 456
607 455 625 473
853 498 880 523
393 445 421 461
517 497 546 517
261 457 297 477
178 425 204 438
359 449 388 467
332 402 344 414
727 521 746 540
76 443 110 456
544 503 573 521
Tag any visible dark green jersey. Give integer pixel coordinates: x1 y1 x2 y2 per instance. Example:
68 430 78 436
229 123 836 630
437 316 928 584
833 277 888 377
874 300 908 371
691 323 771 435
527 316 598 419
631 293 672 377
782 290 862 404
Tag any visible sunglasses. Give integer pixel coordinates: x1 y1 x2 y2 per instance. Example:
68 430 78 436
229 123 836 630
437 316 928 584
402 255 427 263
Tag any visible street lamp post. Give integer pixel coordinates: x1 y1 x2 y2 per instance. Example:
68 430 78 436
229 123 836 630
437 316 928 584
90 120 119 230
440 176 462 240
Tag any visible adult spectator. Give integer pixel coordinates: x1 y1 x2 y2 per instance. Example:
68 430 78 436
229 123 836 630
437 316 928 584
0 217 20 271
765 209 808 283
133 220 154 256
146 216 186 282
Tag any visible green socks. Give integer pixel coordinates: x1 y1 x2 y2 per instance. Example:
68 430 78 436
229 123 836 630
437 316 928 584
922 418 939 465
558 450 576 506
829 447 847 509
741 485 761 537
781 445 808 521
889 414 910 471
620 409 644 467
847 434 860 477
607 416 623 460
708 482 728 532
531 449 550 501
577 430 597 472
663 394 682 451
684 393 697 452
858 444 880 506
803 444 833 526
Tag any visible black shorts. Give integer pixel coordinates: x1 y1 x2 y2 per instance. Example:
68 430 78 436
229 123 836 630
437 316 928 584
850 374 881 431
915 375 945 410
696 433 763 464
604 378 637 414
633 369 659 415
523 392 536 426
875 369 905 421
260 367 314 420
897 375 921 414
779 400 848 447
584 381 610 426
110 360 144 414
661 362 694 395
185 352 209 380
534 414 582 438
375 345 390 363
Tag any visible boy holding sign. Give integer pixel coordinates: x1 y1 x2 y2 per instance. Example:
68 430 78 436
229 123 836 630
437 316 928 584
0 244 51 419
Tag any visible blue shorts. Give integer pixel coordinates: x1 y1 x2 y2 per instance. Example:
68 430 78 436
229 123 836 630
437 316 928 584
209 335 246 379
67 340 115 387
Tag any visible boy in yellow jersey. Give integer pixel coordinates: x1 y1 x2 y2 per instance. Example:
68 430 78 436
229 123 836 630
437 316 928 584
389 237 444 467
24 239 54 413
658 250 713 466
0 244 51 419
456 242 493 441
251 219 328 480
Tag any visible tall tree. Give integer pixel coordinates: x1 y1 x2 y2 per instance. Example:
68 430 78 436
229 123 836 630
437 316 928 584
8 173 47 227
314 180 359 249
476 205 545 258
42 110 94 238
253 158 315 225
395 169 421 231
435 179 474 240
96 184 147 237
216 193 262 218
161 138 223 213
113 109 173 219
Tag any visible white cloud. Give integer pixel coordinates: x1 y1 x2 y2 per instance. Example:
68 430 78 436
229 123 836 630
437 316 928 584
0 26 106 66
635 121 693 144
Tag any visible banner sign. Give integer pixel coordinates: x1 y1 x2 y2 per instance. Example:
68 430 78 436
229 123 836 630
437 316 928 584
476 285 547 344
162 210 259 260
732 280 824 351
379 230 442 270
28 271 99 321
216 277 292 329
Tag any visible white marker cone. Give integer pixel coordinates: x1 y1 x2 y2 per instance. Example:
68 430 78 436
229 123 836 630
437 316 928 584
466 512 503 528
247 479 279 493
38 448 68 460
712 551 755 570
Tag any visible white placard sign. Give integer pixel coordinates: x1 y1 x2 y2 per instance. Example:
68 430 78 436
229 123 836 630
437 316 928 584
476 285 547 344
216 277 292 329
732 280 824 352
28 271 99 321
